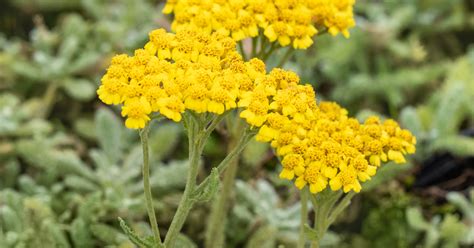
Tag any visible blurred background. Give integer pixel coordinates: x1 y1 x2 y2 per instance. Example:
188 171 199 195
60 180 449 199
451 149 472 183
0 0 473 247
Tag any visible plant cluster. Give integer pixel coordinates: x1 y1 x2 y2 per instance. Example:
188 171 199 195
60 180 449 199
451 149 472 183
0 0 472 247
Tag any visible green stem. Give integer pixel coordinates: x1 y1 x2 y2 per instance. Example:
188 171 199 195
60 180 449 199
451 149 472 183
251 36 258 58
40 83 59 118
327 192 355 225
202 112 229 143
298 189 308 248
258 34 267 58
277 47 295 68
238 41 247 61
308 190 343 247
139 124 162 245
163 113 203 247
205 120 246 248
195 127 256 196
262 43 278 62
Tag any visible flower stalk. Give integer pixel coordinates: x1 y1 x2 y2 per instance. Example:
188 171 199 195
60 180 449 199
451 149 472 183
139 124 162 245
298 188 309 248
205 117 247 248
163 113 204 247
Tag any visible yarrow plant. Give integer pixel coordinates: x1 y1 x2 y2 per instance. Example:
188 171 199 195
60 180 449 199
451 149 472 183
163 0 356 49
97 1 416 247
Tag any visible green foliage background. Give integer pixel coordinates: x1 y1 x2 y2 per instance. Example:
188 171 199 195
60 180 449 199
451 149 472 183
0 0 473 247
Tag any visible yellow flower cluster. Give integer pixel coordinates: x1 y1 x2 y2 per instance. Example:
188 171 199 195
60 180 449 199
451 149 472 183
98 28 416 194
98 28 267 129
163 0 356 49
239 71 416 193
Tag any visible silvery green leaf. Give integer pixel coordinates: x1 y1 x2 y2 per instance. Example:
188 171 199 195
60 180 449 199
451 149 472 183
245 225 277 248
0 206 22 233
122 145 143 182
235 180 259 207
18 175 47 196
193 167 219 203
0 93 20 134
62 78 96 101
64 175 98 192
303 224 319 241
320 231 341 246
43 220 70 248
0 160 20 188
68 52 101 74
14 119 52 137
176 234 197 248
89 149 110 171
432 83 466 137
90 224 126 244
58 36 79 61
399 107 424 138
149 122 182 161
74 118 96 140
446 192 474 221
429 135 474 157
439 214 468 244
150 160 188 194
406 207 431 231
118 217 153 248
95 107 123 164
71 218 93 248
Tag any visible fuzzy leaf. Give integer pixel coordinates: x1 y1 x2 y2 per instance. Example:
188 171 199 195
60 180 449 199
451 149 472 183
193 167 219 203
149 122 182 161
245 225 277 248
304 224 319 241
62 78 96 101
150 160 188 193
95 107 123 164
406 207 430 231
70 218 94 248
74 118 96 140
432 83 466 137
175 234 197 248
118 217 153 248
430 135 474 157
0 160 20 188
90 223 126 244
64 175 98 192
399 107 424 138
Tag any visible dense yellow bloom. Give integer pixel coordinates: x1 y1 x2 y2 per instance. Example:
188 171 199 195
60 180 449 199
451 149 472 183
98 27 415 195
237 66 416 194
98 28 267 129
163 0 356 49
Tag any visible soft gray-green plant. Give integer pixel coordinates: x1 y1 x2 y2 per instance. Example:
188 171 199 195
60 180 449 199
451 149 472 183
406 189 474 248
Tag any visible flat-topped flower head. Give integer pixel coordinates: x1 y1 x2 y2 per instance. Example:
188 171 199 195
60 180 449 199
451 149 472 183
240 67 417 194
98 28 268 129
164 0 357 49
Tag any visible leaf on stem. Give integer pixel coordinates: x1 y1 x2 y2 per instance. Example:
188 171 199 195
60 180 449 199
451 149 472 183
192 168 220 203
118 217 154 248
304 224 319 241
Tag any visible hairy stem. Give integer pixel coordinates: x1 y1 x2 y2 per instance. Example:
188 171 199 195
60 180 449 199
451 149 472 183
163 113 203 247
298 189 308 248
238 41 247 61
328 192 355 225
140 124 162 245
308 190 343 248
205 119 246 248
195 127 256 197
277 47 294 68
